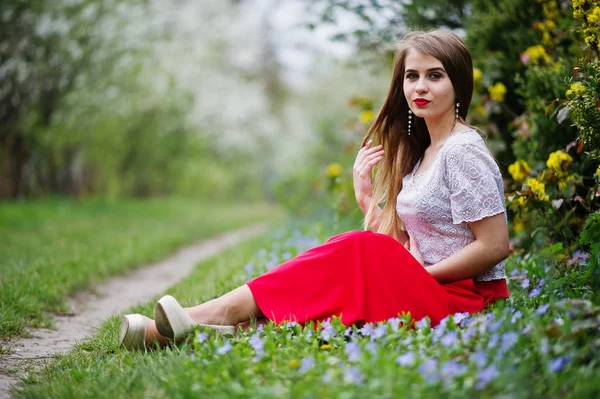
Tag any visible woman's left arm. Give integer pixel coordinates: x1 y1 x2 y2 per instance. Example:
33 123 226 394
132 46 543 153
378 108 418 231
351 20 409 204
409 213 510 283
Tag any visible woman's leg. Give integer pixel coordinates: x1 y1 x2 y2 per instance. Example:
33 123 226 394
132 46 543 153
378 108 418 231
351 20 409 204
183 284 264 326
142 285 262 345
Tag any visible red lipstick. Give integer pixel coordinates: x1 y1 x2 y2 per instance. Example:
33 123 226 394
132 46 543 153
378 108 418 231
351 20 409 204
414 98 430 107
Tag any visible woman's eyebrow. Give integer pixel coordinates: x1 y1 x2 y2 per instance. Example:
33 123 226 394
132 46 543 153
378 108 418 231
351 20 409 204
405 67 446 73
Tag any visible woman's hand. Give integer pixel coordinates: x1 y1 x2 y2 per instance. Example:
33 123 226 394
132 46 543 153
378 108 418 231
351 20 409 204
404 235 424 266
353 140 384 213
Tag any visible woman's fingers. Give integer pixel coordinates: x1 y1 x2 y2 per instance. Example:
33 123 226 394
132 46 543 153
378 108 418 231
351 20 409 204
356 150 384 176
356 142 383 161
356 147 384 167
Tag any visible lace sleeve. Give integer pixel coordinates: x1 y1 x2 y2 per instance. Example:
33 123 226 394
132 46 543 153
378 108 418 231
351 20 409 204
444 141 505 225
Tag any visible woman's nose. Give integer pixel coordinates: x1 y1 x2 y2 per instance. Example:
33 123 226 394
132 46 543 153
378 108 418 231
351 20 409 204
415 78 428 93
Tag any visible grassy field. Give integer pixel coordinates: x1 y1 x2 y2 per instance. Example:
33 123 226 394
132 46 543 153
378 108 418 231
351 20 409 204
10 220 600 399
0 197 283 340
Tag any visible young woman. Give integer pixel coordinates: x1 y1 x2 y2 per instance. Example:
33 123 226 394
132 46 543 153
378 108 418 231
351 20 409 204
119 30 510 350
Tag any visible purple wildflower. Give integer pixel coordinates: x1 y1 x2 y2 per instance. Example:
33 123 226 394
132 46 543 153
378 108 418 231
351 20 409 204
540 337 549 355
249 333 264 362
416 318 430 330
320 325 336 341
396 351 416 367
196 332 209 344
489 317 504 333
488 334 500 349
344 327 354 338
536 303 550 315
365 341 378 355
305 330 314 343
345 341 361 362
440 331 459 347
510 268 519 277
282 252 292 260
499 331 519 353
419 358 440 384
189 352 196 361
529 286 541 298
388 317 401 332
476 365 498 390
452 312 470 325
462 327 477 344
360 323 374 337
343 367 364 385
440 360 467 385
299 356 315 374
286 321 298 329
511 310 522 324
471 350 488 368
521 278 530 289
216 339 232 355
432 325 446 343
549 356 568 372
373 325 387 340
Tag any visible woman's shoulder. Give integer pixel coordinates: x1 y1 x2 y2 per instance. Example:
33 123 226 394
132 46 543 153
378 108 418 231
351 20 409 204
441 129 491 159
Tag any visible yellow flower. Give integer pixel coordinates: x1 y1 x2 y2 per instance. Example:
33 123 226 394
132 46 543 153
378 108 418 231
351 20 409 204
513 221 525 233
473 68 483 85
359 110 375 124
558 174 577 190
587 7 600 24
546 150 573 176
525 177 549 201
523 45 552 64
287 359 301 368
488 82 507 102
326 163 343 178
514 196 528 208
595 165 600 177
473 105 486 116
508 160 531 182
320 344 333 350
566 82 586 98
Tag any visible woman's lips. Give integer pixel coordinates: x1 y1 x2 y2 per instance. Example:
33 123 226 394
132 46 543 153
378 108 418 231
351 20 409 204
414 99 430 107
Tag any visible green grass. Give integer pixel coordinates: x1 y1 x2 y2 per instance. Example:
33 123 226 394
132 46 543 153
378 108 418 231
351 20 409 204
10 220 600 399
0 197 283 339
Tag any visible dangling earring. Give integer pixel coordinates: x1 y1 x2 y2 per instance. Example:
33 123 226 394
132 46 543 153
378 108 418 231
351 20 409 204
408 109 412 136
455 102 460 122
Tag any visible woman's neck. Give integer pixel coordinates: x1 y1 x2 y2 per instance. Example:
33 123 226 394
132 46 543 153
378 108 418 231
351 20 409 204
425 115 458 147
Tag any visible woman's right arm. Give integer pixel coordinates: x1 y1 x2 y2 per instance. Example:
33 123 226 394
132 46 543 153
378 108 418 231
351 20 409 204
353 140 385 231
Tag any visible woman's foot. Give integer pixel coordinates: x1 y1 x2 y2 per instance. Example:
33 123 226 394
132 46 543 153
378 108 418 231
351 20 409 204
154 295 236 340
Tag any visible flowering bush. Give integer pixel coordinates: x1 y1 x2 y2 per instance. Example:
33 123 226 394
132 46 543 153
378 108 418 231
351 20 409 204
506 146 600 270
564 61 600 159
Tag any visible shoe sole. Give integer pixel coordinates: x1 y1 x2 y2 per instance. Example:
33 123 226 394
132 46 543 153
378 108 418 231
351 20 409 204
154 300 176 339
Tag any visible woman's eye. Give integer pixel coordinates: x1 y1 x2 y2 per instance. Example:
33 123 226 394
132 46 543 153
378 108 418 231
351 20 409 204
406 73 418 80
429 73 442 80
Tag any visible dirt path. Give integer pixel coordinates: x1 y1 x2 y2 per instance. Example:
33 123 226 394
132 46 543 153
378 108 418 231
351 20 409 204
0 224 267 398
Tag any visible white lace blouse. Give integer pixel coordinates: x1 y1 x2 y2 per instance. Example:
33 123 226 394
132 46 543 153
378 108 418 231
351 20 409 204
396 129 507 281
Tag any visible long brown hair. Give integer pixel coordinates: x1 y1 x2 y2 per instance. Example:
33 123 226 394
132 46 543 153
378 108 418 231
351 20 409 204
363 30 474 240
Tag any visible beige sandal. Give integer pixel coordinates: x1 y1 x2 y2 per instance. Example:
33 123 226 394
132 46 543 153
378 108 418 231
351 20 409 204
154 295 236 340
119 314 150 350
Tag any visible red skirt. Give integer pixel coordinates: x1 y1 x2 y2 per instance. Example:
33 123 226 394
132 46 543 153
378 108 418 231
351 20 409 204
247 230 509 327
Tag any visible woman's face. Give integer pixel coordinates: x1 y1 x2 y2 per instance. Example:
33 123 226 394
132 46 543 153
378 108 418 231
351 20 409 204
403 48 456 124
